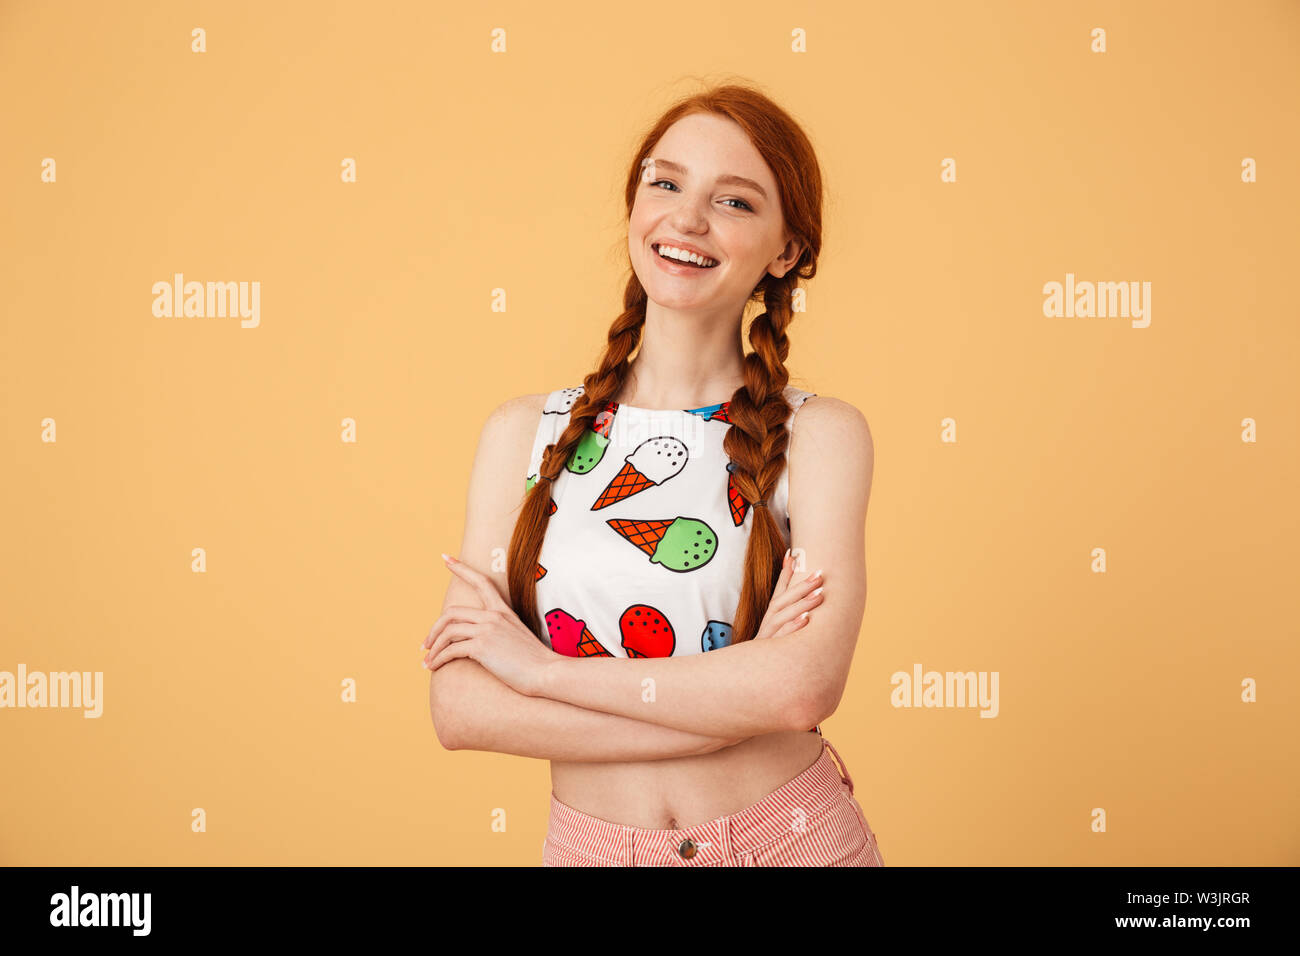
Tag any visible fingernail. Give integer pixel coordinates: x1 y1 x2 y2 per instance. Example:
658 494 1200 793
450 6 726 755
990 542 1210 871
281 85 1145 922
811 586 824 597
441 553 449 563
800 611 809 619
813 568 823 580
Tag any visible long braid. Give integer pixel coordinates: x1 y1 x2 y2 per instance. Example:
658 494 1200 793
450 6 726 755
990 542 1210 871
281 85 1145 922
507 283 646 639
721 278 798 643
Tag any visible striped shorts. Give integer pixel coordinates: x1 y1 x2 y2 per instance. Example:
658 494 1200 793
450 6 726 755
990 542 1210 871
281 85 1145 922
542 736 885 867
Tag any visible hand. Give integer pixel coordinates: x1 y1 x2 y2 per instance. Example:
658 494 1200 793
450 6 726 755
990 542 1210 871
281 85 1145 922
754 549 824 640
421 555 560 697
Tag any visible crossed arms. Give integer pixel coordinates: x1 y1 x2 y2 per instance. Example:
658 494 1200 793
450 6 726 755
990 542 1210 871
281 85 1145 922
427 392 873 762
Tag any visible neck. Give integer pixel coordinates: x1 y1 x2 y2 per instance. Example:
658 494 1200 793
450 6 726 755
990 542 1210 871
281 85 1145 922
620 301 746 408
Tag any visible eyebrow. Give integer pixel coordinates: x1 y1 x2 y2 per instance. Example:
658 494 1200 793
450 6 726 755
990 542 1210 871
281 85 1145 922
650 158 768 201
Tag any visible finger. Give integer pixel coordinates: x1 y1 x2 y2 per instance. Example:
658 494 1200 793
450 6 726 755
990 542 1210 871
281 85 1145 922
794 566 824 588
774 548 793 594
758 609 809 641
424 615 492 664
775 612 811 637
444 555 509 611
768 563 820 616
427 638 475 673
788 568 824 601
793 583 825 613
768 578 825 631
425 622 475 667
422 606 488 650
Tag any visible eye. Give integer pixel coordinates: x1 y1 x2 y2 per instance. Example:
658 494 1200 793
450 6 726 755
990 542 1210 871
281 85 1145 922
649 180 753 212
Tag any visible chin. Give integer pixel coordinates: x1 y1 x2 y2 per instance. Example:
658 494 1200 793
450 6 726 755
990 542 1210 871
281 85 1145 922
643 279 709 311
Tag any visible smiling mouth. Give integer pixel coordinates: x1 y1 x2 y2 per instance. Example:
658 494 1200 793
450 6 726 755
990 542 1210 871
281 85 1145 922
652 243 718 268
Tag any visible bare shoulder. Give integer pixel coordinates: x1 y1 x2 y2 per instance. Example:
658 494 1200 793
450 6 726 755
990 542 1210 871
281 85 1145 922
491 391 549 428
456 392 551 572
481 391 549 449
792 394 872 454
788 393 874 506
458 392 551 504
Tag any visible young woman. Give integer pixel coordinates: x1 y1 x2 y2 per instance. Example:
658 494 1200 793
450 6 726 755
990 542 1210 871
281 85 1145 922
422 84 880 867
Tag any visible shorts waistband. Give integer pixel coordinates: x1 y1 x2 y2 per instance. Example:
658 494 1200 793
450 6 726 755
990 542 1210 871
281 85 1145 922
545 736 853 866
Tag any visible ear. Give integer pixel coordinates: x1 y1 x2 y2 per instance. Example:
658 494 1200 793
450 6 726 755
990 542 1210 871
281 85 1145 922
768 235 803 279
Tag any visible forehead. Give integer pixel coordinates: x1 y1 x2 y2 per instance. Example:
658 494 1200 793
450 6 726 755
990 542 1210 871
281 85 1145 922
651 113 774 189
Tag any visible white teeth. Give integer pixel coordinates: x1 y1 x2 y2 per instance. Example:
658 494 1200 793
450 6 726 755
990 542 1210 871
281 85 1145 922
655 244 717 267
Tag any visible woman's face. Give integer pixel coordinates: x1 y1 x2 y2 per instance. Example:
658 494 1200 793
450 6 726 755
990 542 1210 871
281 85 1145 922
628 112 799 314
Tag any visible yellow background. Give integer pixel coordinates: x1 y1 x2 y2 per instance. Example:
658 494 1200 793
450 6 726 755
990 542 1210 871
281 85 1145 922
2 0 1297 865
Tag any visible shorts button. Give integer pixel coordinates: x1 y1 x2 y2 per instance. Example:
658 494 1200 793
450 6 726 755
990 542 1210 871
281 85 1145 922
678 839 697 859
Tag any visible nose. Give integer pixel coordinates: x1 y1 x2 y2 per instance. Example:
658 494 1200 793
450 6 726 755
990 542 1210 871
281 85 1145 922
668 191 712 232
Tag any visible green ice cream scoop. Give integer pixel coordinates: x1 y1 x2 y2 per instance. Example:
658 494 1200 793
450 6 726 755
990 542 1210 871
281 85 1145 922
566 430 609 474
651 517 717 571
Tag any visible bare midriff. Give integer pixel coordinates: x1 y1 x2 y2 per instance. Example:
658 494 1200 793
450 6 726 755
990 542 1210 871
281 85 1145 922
549 729 825 830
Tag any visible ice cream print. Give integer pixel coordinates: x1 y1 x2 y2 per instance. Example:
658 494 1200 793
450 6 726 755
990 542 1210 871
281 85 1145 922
591 435 688 510
701 620 733 651
545 387 585 416
687 400 732 424
545 608 614 657
594 401 616 438
725 460 750 526
606 516 718 571
525 384 818 661
619 604 676 657
565 427 609 474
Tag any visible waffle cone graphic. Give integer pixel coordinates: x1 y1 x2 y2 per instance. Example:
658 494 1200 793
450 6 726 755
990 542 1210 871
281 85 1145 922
592 461 655 510
535 563 547 581
576 628 613 657
607 518 674 556
727 474 747 525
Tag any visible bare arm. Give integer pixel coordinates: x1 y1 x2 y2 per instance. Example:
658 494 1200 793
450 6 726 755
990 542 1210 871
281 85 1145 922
532 398 874 739
428 394 742 761
432 658 739 761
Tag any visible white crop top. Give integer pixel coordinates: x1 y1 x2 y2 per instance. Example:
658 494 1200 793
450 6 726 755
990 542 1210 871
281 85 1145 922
523 383 817 660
